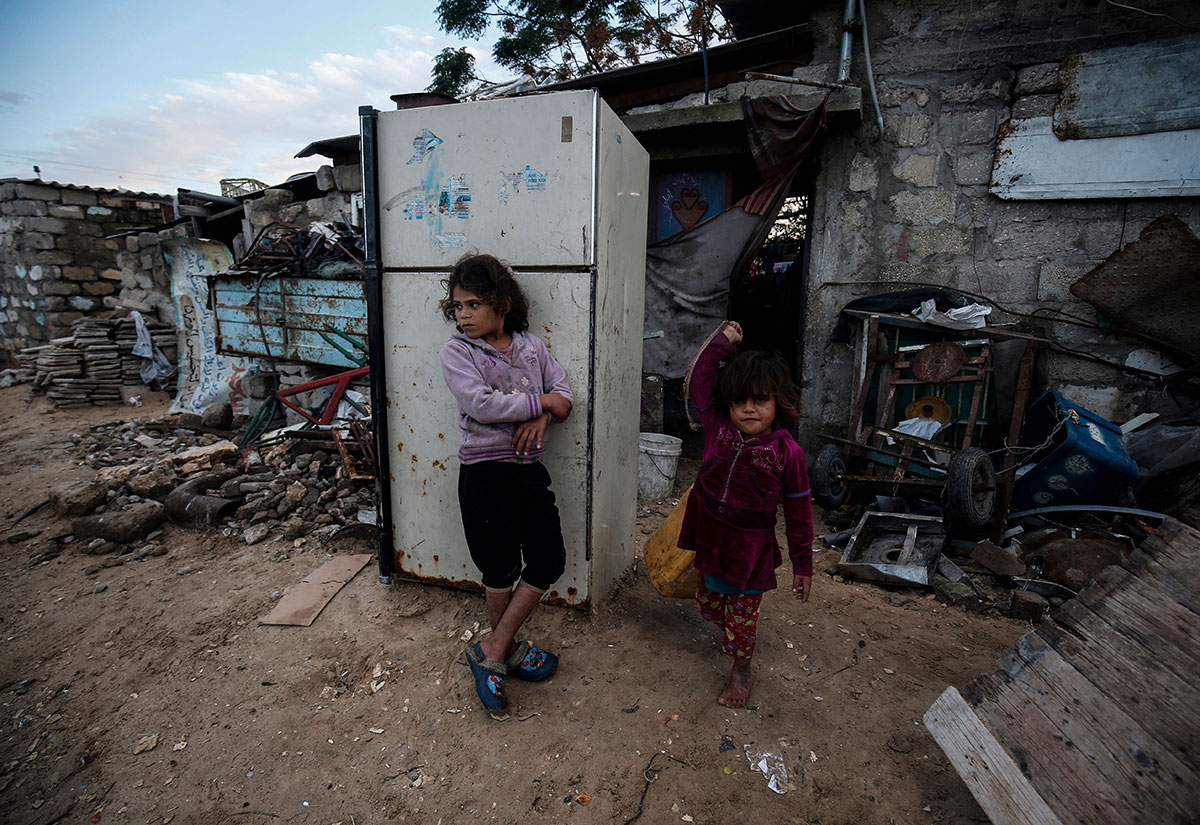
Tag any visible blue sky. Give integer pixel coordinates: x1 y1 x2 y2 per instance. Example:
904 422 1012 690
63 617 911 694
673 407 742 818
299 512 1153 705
0 1 503 194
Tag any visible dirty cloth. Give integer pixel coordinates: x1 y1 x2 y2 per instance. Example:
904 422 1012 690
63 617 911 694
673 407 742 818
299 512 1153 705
696 571 763 659
642 96 828 377
130 310 176 387
828 287 973 345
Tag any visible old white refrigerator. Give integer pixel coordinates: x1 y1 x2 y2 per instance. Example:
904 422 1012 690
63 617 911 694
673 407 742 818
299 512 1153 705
360 90 649 607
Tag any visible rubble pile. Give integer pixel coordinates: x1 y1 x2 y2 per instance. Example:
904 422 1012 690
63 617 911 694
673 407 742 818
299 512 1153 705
44 408 376 568
824 506 1161 623
21 314 177 404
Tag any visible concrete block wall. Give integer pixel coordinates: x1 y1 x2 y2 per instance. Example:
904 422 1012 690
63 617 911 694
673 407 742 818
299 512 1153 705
0 180 172 364
797 0 1200 439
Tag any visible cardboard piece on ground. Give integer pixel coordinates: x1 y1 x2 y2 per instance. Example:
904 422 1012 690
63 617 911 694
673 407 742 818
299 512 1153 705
260 553 373 626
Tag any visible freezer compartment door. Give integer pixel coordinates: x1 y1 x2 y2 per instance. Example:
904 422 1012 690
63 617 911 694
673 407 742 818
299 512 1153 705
376 90 599 269
382 270 594 605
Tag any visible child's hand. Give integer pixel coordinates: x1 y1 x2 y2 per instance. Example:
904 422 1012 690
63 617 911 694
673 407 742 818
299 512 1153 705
722 321 743 344
513 414 550 455
792 574 811 603
540 392 572 421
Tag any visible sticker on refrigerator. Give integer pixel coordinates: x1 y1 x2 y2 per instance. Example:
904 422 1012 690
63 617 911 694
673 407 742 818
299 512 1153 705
436 175 470 219
402 196 425 220
525 165 548 191
407 128 443 165
434 233 467 248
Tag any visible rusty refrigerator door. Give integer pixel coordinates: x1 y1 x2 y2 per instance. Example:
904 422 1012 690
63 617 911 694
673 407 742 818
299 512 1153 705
361 90 648 607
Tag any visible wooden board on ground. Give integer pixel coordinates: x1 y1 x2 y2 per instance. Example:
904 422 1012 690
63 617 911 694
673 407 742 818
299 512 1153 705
924 518 1200 825
260 553 373 627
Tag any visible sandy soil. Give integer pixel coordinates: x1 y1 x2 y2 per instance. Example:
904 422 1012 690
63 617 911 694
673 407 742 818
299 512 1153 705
0 384 1031 825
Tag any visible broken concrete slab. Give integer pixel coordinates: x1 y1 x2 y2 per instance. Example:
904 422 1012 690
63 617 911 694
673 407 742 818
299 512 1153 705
72 502 164 544
971 540 1027 577
49 480 106 517
200 402 233 431
933 575 980 610
244 523 272 545
126 462 178 500
1009 589 1048 621
173 439 240 467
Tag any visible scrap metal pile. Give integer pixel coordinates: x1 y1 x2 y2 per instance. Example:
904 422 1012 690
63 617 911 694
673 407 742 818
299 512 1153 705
231 221 364 280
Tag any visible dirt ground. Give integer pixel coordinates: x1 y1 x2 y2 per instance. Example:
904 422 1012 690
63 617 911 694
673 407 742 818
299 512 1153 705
0 384 1032 825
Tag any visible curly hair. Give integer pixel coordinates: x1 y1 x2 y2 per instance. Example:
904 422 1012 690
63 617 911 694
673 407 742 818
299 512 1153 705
439 253 529 333
716 349 802 429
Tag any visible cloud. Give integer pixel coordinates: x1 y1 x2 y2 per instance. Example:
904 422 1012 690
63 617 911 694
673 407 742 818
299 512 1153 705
0 90 28 110
25 32 505 193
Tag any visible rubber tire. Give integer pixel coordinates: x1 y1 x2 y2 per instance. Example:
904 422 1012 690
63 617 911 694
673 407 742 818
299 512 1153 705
811 444 851 510
946 447 996 531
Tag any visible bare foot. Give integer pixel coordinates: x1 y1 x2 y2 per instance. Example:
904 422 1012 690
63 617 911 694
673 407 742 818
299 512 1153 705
717 659 753 707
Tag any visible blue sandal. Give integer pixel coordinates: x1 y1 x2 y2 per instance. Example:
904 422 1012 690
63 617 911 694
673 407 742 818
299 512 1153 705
505 640 559 682
465 642 508 710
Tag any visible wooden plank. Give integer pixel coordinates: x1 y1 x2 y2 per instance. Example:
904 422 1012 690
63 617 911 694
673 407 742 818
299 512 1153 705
999 634 1197 821
1138 520 1200 591
964 670 1139 824
924 687 1065 825
1069 566 1200 678
1037 607 1198 770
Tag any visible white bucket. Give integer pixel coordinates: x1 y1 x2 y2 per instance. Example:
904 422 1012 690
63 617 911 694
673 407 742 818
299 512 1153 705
638 432 683 501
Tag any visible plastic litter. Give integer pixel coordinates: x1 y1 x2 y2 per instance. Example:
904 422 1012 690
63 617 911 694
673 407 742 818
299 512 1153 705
912 299 991 330
744 745 788 794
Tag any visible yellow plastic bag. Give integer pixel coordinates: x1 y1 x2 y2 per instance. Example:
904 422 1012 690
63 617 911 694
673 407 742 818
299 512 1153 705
643 486 697 598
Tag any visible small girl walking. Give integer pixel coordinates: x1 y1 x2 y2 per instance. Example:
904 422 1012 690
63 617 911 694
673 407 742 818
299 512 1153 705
439 254 574 711
677 321 814 707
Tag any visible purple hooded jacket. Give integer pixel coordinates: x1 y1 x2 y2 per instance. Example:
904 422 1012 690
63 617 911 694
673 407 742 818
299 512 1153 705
440 331 573 464
676 333 814 591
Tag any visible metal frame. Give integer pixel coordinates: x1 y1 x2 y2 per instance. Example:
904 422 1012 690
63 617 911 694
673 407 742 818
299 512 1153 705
359 105 396 584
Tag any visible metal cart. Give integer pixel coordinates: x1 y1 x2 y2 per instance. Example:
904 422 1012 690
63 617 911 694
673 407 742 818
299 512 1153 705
813 313 1036 535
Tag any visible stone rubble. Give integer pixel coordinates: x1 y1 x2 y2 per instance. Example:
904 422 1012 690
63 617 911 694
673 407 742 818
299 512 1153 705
51 407 376 569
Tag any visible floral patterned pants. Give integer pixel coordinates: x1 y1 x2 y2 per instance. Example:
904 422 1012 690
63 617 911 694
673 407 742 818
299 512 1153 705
695 572 763 659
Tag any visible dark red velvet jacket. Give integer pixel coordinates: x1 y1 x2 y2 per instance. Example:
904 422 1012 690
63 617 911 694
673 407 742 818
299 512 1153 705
676 334 814 591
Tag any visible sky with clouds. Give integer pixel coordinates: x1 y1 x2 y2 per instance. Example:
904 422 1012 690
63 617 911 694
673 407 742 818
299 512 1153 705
0 1 504 194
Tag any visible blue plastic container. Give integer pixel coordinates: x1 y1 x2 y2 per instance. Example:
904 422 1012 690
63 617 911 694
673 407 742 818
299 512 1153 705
1012 390 1138 509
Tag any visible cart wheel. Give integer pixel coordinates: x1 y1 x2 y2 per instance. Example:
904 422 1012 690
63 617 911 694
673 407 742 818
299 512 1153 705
812 444 851 510
946 447 995 531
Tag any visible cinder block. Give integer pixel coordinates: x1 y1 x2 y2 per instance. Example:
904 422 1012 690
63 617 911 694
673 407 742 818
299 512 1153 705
15 183 59 201
61 189 99 206
333 164 362 193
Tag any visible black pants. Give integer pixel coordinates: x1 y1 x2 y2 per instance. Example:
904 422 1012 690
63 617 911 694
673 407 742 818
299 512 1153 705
458 461 566 591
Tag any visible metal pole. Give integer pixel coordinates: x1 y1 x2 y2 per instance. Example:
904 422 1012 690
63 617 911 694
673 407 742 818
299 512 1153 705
744 71 857 91
837 0 857 82
358 104 396 585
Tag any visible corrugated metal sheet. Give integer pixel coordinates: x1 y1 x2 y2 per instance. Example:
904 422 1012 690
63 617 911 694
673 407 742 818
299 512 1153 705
990 116 1200 200
212 276 367 367
1055 36 1200 140
1 177 173 201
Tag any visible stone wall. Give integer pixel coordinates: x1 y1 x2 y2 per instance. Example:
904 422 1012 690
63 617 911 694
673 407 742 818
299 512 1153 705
614 1 1198 437
0 180 173 365
798 0 1200 438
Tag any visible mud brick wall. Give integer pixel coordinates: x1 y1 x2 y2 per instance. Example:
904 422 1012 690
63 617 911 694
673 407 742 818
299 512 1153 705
0 180 172 365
